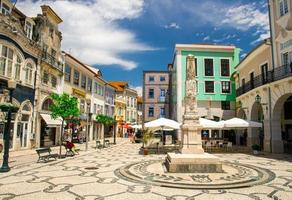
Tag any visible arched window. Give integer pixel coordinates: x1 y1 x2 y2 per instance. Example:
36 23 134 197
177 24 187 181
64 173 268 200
22 103 31 112
0 46 13 76
25 63 33 85
0 45 23 79
42 98 53 111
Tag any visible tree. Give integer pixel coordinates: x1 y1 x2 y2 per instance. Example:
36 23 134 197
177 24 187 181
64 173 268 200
49 93 80 157
95 114 116 144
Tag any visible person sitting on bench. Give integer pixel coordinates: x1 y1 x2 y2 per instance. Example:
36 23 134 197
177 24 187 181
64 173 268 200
65 141 78 155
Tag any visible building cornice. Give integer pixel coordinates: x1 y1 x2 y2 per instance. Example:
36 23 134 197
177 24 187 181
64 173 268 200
175 43 235 52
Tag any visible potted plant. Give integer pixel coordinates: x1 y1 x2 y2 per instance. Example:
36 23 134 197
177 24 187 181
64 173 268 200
251 144 261 155
142 128 154 155
0 102 19 113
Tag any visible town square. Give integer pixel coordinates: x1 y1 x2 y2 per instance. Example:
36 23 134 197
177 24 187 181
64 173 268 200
0 0 292 199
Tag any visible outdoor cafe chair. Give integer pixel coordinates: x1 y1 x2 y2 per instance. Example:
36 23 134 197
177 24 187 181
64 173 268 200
206 142 212 152
227 142 233 151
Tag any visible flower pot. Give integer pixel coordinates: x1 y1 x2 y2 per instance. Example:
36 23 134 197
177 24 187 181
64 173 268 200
253 150 259 155
143 149 149 155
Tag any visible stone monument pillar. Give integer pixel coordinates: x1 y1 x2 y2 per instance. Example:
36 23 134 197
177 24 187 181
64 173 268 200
181 55 204 154
165 55 222 173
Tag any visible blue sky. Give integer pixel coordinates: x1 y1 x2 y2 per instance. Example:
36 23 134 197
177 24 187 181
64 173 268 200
18 0 269 95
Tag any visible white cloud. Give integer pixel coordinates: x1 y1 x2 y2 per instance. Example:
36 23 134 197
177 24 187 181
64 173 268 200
164 22 180 29
222 4 269 43
17 0 156 70
203 36 210 41
131 86 142 96
148 0 269 45
212 39 223 43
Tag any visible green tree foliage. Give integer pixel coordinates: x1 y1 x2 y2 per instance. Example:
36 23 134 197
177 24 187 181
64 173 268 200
95 114 116 126
49 93 80 156
49 93 80 121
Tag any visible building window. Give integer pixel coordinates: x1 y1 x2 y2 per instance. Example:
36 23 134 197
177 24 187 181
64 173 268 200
73 70 80 86
14 55 21 80
160 89 166 97
43 71 49 84
205 81 214 93
51 49 56 57
221 101 230 110
98 84 103 96
1 3 10 15
42 98 53 111
195 58 197 76
148 88 154 98
0 46 13 77
25 63 33 85
261 63 269 83
221 59 230 76
160 76 166 82
87 78 92 92
81 74 86 89
149 76 155 82
250 72 254 89
221 81 231 93
65 65 71 82
279 0 289 17
282 52 289 65
80 99 85 113
148 107 154 117
51 75 57 88
160 107 165 117
24 21 33 39
204 58 213 76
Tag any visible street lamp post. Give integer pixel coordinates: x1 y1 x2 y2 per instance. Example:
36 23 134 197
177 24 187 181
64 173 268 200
85 112 92 151
113 115 116 144
0 80 17 173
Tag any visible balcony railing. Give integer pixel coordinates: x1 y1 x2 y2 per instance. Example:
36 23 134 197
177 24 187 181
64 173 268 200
41 51 63 72
158 96 166 102
236 64 292 96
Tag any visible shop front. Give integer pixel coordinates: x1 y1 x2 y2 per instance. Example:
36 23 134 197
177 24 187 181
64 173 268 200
39 113 62 147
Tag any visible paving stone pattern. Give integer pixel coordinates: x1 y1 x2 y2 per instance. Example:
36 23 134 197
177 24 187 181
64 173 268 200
0 141 292 199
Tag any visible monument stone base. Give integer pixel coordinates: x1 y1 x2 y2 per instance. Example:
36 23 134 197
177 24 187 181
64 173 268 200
165 153 223 173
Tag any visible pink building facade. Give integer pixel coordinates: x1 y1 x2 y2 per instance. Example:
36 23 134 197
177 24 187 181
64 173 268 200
143 71 170 122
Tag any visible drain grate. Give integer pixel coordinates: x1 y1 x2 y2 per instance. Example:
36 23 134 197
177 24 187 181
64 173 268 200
84 167 99 170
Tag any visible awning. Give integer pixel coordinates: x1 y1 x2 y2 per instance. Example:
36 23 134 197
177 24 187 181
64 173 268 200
199 118 224 129
40 114 63 127
223 117 262 129
144 118 181 130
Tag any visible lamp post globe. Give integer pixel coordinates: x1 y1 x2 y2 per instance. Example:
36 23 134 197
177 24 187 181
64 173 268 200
255 94 261 104
0 79 17 173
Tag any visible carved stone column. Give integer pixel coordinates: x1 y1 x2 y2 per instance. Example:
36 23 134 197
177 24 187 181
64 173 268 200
180 55 204 154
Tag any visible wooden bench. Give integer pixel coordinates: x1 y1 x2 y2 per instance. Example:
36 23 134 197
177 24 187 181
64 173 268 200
36 147 58 163
96 140 103 149
104 139 110 147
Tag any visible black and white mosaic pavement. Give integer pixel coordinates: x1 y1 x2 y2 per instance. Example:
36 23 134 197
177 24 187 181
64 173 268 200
0 141 292 199
115 160 276 189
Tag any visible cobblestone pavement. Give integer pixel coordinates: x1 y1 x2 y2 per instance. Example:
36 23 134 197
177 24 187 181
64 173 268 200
0 140 292 200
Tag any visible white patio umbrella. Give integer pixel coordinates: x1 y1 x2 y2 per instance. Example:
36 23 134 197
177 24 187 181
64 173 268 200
223 117 262 128
132 124 142 129
144 118 181 130
199 118 224 129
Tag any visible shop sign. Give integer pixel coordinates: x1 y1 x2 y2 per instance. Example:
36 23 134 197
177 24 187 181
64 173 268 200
73 88 86 98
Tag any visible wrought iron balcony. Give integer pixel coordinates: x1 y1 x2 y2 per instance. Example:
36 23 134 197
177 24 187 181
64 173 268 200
41 51 63 72
236 64 292 96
